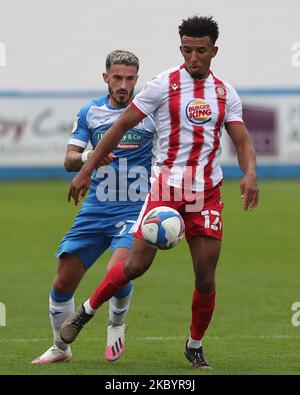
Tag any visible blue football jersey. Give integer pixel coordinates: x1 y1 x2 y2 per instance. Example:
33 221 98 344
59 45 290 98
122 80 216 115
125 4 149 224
69 95 156 216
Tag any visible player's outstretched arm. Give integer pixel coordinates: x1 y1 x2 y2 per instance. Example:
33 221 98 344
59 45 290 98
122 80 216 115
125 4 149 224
68 105 145 205
226 123 259 211
64 145 116 172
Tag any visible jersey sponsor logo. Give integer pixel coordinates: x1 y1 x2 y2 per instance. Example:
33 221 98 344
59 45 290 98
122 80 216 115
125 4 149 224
96 130 143 149
118 130 142 149
185 99 212 125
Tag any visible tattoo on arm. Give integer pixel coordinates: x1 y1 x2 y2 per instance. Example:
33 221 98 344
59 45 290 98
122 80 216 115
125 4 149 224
64 145 85 172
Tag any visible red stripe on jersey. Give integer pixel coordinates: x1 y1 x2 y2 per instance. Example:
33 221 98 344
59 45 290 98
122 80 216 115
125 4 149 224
225 121 244 126
203 76 226 190
130 102 147 117
184 78 205 189
163 68 182 168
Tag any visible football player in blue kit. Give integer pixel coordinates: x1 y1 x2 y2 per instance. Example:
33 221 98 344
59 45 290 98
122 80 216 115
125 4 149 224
32 50 156 364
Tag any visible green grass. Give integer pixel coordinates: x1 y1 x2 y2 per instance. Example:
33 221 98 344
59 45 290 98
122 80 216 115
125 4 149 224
0 179 299 375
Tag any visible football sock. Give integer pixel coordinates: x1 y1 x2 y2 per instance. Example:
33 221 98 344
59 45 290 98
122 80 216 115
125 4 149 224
190 288 216 341
187 336 202 349
89 260 129 309
109 286 133 326
49 294 74 351
83 299 97 315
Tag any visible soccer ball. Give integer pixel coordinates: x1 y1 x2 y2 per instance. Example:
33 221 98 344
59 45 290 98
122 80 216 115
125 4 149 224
141 206 185 250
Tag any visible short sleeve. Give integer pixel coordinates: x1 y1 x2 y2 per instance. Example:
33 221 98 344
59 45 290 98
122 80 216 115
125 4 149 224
68 105 91 148
131 76 163 116
224 87 244 126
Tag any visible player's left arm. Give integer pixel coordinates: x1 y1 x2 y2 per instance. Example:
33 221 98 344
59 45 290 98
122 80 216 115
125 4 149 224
226 123 259 211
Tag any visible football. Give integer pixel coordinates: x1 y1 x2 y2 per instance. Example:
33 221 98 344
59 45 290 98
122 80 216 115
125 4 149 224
141 206 185 249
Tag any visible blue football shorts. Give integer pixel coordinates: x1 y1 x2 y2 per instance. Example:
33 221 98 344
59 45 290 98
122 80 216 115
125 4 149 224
55 206 138 269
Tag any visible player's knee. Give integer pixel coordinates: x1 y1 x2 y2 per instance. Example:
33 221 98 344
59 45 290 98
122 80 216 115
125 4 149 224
54 254 86 293
124 263 144 280
124 259 150 280
195 278 215 293
124 239 156 279
53 275 76 294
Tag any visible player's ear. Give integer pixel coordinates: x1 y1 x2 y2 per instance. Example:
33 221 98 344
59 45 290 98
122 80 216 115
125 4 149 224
103 72 109 83
211 46 218 58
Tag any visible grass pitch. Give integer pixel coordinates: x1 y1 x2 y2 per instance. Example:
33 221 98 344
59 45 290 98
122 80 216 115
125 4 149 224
0 179 299 375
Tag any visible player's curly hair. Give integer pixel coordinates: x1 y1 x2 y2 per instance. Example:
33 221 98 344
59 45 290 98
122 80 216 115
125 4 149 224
106 50 139 71
178 16 219 44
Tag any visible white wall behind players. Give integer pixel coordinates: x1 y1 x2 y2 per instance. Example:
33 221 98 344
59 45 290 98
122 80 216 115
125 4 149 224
1 0 300 90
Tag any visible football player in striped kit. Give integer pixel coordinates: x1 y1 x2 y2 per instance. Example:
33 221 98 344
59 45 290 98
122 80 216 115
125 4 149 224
62 16 259 368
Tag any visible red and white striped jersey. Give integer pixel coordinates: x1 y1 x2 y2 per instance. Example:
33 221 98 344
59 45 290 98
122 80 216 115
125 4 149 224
132 64 244 192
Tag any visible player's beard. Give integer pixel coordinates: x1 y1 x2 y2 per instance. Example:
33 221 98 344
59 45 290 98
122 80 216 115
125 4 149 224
109 86 134 107
190 71 205 79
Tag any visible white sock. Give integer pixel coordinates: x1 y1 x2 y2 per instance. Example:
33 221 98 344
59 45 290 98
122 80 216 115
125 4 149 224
83 299 97 315
108 289 133 326
49 296 74 351
187 336 202 349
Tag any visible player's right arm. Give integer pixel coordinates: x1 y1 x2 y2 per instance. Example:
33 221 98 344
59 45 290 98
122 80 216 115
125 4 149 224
64 145 85 172
64 145 115 172
65 106 115 174
66 107 92 172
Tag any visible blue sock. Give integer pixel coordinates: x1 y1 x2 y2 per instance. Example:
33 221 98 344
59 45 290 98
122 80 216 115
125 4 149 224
50 287 74 303
114 282 133 299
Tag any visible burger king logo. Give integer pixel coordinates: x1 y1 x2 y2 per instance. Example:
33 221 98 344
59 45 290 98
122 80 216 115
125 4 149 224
186 99 212 125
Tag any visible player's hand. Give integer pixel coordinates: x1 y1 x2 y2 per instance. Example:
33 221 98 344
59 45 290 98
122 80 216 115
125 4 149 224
97 152 117 167
67 168 92 206
240 172 259 211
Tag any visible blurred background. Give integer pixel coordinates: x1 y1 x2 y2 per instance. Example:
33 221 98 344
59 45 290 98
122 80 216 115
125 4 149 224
1 0 300 178
1 0 300 375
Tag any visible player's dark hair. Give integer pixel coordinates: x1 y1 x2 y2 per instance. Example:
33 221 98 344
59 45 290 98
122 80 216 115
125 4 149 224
178 16 219 44
106 50 139 71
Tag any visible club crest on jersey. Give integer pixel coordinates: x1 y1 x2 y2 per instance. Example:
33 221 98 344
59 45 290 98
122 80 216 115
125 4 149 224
186 99 212 125
215 84 227 99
